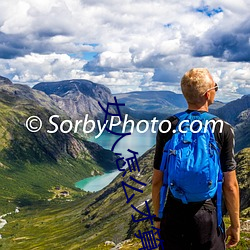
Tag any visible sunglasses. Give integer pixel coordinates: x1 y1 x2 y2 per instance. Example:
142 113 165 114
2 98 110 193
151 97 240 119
203 83 218 95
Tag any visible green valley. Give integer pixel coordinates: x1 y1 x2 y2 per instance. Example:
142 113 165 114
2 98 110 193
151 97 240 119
0 82 117 214
0 147 249 249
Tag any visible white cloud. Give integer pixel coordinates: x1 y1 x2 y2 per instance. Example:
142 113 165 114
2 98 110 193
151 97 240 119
0 1 31 34
0 0 249 101
0 53 87 85
70 69 154 93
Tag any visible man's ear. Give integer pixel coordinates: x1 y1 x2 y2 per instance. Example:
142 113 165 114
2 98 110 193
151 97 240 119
204 92 209 100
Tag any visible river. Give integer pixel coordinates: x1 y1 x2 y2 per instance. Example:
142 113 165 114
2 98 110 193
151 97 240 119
0 208 19 239
75 128 156 192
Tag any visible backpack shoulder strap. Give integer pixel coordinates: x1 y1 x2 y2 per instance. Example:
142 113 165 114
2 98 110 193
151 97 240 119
173 111 189 121
201 112 223 230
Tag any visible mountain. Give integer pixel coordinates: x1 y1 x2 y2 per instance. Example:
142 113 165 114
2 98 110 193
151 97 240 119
235 148 250 214
0 146 155 249
33 79 249 151
234 108 250 152
212 95 250 152
213 94 250 125
115 91 186 120
1 146 249 249
33 79 115 122
0 76 12 85
33 80 225 122
115 91 225 120
115 90 187 110
11 77 250 151
209 100 225 110
0 79 118 212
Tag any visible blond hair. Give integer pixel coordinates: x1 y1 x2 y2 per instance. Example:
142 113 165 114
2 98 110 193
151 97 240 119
181 68 214 104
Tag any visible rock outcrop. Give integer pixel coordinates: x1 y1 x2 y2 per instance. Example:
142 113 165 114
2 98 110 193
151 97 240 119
33 79 115 122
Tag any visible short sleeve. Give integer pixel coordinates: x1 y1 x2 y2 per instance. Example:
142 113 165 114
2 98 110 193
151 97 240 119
219 122 237 172
213 119 237 172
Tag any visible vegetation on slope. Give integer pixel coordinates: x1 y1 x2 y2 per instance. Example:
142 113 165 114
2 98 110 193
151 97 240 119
1 147 249 249
0 83 117 213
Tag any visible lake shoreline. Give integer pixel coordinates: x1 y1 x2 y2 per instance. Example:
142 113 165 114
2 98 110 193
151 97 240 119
75 169 121 192
76 128 156 192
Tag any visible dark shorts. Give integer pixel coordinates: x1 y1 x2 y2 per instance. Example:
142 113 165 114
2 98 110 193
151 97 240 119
159 195 225 250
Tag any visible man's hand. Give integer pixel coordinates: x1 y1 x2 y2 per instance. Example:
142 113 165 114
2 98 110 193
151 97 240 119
155 221 161 230
225 225 240 248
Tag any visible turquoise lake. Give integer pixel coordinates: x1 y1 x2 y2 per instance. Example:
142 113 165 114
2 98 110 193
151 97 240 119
75 128 156 192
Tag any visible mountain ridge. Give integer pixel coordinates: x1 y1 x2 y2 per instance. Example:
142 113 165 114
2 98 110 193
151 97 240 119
213 94 250 152
5 76 250 152
33 79 115 122
0 76 12 85
213 94 250 125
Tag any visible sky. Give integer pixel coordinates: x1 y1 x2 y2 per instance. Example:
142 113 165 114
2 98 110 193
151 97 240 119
0 0 249 102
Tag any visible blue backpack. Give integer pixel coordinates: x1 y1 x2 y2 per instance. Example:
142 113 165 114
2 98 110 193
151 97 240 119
158 111 223 228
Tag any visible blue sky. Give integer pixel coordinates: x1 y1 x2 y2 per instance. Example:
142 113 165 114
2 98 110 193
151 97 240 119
0 0 249 102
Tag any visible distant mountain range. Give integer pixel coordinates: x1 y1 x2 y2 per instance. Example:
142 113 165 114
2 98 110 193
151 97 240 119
3 76 250 153
116 90 187 107
7 77 250 153
114 91 250 152
115 91 225 120
32 79 226 122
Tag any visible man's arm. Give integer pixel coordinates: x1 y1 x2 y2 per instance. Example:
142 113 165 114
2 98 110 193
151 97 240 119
223 170 240 248
152 169 163 228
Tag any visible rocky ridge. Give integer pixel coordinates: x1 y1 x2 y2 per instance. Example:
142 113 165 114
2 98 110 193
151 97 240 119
0 76 12 85
33 79 115 122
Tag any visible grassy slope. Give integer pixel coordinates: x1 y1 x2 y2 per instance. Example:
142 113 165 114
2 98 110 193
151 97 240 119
235 148 250 214
0 87 115 214
0 148 249 249
0 199 87 250
0 156 102 212
0 148 155 249
0 105 101 213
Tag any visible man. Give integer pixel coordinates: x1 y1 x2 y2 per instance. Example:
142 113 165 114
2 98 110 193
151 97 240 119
152 68 240 249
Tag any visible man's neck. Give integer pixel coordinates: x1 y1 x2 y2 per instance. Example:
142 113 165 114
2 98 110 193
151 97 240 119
187 103 209 112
